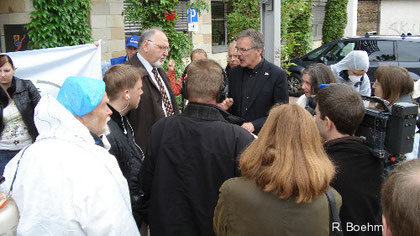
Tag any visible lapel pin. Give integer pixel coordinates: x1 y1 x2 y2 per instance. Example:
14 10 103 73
264 72 269 76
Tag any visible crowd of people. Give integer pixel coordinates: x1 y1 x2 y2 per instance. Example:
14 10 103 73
0 27 419 236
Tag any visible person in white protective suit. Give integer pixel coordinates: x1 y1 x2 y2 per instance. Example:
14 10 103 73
330 50 371 97
0 76 140 235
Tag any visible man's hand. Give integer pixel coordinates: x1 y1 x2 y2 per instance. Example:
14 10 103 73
217 98 233 111
167 56 175 72
241 122 255 133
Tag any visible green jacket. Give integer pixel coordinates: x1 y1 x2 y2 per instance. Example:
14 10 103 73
214 177 342 236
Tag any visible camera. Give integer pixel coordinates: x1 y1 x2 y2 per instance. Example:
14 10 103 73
355 96 418 169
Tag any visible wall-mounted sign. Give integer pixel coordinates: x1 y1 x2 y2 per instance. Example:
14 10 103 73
4 24 29 52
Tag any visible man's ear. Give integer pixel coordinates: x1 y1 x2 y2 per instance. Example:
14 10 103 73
382 214 392 236
122 90 129 101
256 48 263 57
324 116 335 132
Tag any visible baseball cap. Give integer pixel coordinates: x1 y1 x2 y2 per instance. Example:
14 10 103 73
126 35 140 48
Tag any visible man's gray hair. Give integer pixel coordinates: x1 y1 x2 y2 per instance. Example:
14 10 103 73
237 29 264 49
138 27 164 50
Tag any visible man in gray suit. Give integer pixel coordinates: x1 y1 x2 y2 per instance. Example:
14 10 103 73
125 28 179 151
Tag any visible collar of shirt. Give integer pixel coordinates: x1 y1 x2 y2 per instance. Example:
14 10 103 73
137 53 154 76
245 58 265 75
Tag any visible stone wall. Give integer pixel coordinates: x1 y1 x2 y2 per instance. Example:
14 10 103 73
192 0 227 67
91 0 125 61
0 0 33 52
357 0 379 35
380 0 420 36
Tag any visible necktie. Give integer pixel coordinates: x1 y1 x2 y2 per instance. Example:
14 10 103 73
152 68 174 116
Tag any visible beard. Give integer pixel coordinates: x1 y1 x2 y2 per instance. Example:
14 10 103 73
151 56 166 68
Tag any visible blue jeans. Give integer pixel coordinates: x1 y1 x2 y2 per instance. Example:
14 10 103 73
0 150 19 176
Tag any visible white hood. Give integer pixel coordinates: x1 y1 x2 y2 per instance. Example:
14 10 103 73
34 95 95 145
331 50 370 73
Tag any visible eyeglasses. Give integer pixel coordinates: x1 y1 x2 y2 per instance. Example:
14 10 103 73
235 47 255 53
147 40 170 52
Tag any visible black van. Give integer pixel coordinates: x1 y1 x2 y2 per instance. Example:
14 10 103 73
287 34 420 96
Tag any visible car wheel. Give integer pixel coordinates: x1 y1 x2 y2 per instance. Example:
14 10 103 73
288 73 302 97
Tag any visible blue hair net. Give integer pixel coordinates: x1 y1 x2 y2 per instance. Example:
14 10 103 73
57 76 106 117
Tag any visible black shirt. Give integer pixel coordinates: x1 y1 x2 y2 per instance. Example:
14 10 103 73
240 60 264 117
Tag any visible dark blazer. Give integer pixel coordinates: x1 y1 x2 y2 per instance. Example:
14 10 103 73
125 55 179 151
228 58 288 134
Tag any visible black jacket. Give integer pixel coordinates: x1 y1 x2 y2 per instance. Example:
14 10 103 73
0 77 40 141
141 102 254 236
325 136 384 236
106 104 144 227
228 58 288 134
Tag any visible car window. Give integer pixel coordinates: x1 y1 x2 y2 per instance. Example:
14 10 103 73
306 44 329 60
324 42 355 61
397 41 420 62
355 40 395 62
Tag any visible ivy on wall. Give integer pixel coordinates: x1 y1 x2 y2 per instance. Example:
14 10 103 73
322 0 348 44
226 0 260 43
123 0 208 76
281 0 313 69
26 0 93 49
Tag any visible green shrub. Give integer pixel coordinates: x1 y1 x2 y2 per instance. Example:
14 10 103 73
123 0 208 76
322 0 348 44
281 0 313 70
26 0 93 49
226 0 260 42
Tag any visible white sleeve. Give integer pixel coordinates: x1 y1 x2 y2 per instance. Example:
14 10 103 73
359 74 371 97
74 153 140 236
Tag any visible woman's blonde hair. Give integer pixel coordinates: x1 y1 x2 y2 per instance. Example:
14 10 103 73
239 104 335 203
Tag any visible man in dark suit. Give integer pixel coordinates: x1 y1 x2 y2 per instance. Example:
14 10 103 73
125 27 179 151
223 28 288 134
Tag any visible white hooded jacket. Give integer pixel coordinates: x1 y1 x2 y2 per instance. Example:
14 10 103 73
330 50 371 97
1 95 140 235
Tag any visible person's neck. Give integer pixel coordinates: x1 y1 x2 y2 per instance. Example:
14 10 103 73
325 131 350 142
0 82 11 93
108 100 129 116
188 98 217 106
247 57 262 70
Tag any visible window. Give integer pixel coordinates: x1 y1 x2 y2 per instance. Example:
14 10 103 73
397 41 420 62
355 40 395 62
324 42 356 62
211 0 228 53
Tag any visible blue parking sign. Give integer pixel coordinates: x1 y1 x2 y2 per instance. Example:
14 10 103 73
188 8 198 23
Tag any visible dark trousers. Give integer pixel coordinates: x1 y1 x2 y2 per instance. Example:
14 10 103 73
0 150 19 176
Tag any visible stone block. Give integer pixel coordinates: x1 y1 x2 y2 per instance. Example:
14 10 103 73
202 34 212 44
92 28 112 41
106 15 124 28
0 14 10 29
101 52 112 61
201 24 212 35
109 39 125 52
91 2 110 15
92 0 106 3
112 50 125 58
24 0 34 12
8 0 25 13
111 27 125 40
8 13 30 24
91 15 107 28
109 3 124 15
193 34 203 44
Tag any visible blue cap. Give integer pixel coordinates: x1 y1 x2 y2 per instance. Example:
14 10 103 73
57 76 106 117
126 35 139 48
